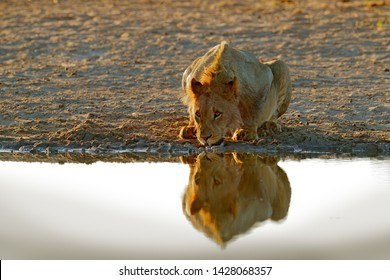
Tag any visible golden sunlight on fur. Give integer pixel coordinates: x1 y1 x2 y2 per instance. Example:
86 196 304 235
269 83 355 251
179 42 292 146
181 153 291 246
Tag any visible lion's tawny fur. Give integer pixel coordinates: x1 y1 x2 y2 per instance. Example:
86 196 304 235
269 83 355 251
180 42 292 146
181 153 291 246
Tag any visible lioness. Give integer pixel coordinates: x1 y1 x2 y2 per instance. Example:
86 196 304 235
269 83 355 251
181 153 291 246
179 42 292 146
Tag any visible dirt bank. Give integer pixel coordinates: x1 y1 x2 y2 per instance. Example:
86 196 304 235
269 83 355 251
0 0 389 158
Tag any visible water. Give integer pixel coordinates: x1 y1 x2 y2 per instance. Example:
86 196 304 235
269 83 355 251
0 153 389 259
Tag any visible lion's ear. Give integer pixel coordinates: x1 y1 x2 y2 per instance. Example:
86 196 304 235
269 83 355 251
226 77 238 98
190 197 203 215
190 78 207 96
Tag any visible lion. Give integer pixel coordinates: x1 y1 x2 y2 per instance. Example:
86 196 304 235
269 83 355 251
181 152 291 246
179 42 292 146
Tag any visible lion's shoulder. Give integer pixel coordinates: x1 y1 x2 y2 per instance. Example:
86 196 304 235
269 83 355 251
182 42 273 100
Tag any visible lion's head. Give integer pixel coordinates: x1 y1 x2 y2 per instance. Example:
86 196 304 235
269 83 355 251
187 80 243 146
182 42 244 146
181 153 243 245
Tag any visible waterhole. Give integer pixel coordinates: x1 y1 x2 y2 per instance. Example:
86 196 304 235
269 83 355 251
0 153 389 259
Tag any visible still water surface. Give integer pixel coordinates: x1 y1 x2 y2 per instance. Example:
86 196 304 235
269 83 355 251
0 154 389 259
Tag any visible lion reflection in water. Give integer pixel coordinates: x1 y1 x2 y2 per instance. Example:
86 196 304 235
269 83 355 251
182 153 291 246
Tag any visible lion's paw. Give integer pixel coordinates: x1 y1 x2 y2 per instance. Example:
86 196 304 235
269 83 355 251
259 121 282 136
179 126 197 139
232 129 258 142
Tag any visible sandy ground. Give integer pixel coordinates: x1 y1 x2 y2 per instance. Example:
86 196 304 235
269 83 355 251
0 0 389 159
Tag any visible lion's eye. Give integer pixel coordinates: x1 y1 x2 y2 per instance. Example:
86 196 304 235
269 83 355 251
195 110 201 119
213 177 222 186
214 111 222 119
